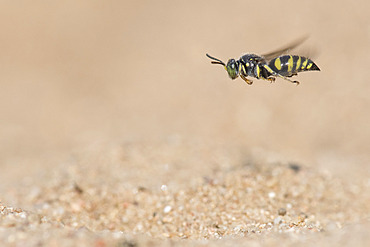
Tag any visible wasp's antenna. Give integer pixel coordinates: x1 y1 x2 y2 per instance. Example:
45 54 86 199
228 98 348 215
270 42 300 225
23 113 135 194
206 53 225 66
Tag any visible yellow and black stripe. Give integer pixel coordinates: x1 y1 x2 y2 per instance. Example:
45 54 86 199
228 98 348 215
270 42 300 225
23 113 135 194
268 55 320 77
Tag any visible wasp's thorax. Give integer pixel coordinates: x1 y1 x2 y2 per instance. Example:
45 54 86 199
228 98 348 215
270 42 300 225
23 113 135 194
225 59 239 79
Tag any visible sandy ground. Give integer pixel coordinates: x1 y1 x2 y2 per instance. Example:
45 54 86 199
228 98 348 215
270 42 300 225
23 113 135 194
1 1 370 246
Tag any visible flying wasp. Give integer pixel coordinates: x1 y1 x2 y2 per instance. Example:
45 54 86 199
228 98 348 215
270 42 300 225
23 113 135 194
206 37 320 85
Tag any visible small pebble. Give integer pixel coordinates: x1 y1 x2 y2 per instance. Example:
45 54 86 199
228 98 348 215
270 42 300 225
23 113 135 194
274 217 283 225
288 163 301 172
268 192 276 199
278 208 287 216
163 205 172 214
161 185 168 192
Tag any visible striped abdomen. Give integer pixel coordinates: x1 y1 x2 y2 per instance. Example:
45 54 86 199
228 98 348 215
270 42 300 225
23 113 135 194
268 55 320 77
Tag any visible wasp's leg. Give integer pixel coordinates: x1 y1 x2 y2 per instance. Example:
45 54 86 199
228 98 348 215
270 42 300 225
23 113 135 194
262 65 300 85
259 76 276 83
279 75 300 85
274 74 300 85
240 74 253 85
286 72 298 77
255 65 276 83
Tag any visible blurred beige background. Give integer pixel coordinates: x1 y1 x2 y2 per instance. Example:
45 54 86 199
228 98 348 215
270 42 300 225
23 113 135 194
1 0 370 182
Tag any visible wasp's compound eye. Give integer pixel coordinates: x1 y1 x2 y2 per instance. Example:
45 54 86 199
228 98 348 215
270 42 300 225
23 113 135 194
226 59 238 80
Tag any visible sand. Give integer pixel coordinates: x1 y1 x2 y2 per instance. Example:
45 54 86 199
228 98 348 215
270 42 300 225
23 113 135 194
1 140 370 246
1 1 370 246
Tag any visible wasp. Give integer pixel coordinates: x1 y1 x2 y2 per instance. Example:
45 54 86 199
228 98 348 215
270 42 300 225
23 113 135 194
206 37 320 85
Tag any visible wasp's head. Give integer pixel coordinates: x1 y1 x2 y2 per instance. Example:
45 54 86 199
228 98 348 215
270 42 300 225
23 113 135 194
225 59 239 80
206 53 239 80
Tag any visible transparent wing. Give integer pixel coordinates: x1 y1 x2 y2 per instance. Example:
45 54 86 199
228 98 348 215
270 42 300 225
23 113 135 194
262 36 308 61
